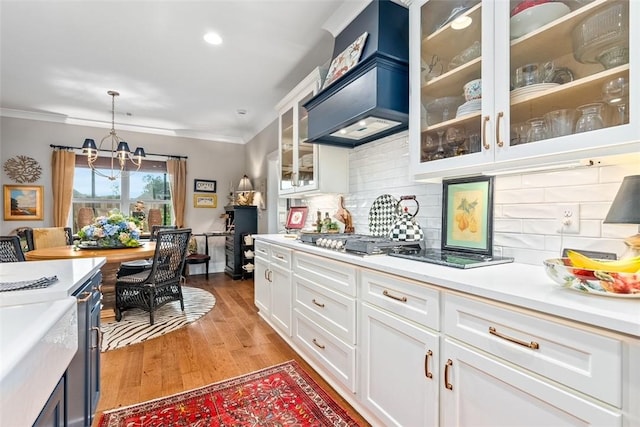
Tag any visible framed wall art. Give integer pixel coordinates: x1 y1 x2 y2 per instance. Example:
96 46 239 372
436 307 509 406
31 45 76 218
3 184 44 220
322 32 368 90
193 179 217 193
442 176 494 255
194 194 217 208
285 206 308 230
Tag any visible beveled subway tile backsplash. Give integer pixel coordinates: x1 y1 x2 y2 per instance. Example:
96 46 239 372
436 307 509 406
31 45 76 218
302 133 637 265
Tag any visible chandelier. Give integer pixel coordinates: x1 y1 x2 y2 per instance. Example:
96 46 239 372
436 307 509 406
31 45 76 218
81 90 146 181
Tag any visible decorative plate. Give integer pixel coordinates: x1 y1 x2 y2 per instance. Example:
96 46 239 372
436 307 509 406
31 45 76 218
368 194 399 237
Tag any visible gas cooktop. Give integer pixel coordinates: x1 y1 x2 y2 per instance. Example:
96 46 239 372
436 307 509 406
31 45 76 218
298 233 422 255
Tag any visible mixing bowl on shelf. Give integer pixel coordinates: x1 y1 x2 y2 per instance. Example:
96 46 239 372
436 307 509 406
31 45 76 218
572 2 629 68
425 96 464 125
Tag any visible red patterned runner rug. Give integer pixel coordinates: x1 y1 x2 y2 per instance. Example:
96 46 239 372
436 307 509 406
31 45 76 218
98 360 363 426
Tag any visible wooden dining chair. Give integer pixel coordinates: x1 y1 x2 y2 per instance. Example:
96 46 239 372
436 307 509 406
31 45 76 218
24 227 73 251
114 228 192 325
0 236 26 262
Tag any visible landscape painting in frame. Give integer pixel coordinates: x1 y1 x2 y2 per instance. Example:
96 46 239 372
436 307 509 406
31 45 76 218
4 185 44 220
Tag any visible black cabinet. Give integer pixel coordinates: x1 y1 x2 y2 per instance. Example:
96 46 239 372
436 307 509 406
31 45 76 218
224 205 257 280
67 271 102 427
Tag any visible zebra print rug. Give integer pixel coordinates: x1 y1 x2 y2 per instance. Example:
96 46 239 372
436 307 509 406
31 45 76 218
100 286 216 352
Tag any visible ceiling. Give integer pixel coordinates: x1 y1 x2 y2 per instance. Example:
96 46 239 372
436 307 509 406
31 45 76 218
0 0 370 144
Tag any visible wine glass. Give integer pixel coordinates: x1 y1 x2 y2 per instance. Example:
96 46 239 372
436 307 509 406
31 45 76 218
445 126 467 156
433 130 446 160
602 77 629 125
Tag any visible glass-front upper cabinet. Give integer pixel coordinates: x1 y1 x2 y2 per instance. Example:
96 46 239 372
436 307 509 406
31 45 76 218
277 67 349 197
410 0 494 178
409 0 639 180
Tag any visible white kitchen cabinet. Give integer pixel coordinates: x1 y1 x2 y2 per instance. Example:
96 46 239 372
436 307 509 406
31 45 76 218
408 0 639 180
359 269 441 427
277 67 349 197
440 339 621 426
253 241 292 336
292 252 357 392
441 292 623 426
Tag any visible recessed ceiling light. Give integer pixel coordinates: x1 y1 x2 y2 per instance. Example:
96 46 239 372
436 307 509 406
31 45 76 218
203 32 223 45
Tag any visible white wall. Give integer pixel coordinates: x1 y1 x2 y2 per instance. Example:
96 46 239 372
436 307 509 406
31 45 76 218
0 116 247 273
300 132 639 265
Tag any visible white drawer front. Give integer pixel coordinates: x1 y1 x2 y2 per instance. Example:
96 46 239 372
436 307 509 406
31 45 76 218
293 252 357 297
293 308 356 393
444 293 622 407
254 241 270 259
361 269 440 331
294 275 356 344
270 245 291 268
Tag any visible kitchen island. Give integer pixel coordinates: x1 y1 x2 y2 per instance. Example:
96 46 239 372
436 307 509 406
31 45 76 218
0 258 106 426
254 234 639 427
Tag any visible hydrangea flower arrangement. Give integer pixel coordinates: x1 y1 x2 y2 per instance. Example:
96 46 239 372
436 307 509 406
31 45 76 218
78 210 142 248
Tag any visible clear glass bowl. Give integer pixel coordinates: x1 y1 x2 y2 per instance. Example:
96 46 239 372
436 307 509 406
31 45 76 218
425 96 464 125
572 2 629 67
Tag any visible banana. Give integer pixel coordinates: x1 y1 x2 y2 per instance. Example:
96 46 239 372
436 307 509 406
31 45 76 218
567 250 640 273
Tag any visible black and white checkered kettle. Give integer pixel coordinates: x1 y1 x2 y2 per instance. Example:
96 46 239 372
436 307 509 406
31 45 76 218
389 195 425 242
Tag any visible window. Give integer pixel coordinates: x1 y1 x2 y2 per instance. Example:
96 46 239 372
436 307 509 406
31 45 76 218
72 156 172 233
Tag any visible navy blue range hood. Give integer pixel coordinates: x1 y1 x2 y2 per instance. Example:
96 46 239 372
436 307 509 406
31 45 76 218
303 0 409 148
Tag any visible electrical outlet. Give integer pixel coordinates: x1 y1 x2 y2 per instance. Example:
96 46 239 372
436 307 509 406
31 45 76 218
556 204 580 234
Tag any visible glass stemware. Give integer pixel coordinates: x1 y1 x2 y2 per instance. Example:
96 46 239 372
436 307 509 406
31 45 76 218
602 77 629 125
433 130 446 160
445 126 467 156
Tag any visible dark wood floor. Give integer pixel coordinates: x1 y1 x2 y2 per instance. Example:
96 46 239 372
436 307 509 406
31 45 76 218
94 272 370 426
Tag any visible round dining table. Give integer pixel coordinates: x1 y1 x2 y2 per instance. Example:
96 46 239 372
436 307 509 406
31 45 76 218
25 243 156 317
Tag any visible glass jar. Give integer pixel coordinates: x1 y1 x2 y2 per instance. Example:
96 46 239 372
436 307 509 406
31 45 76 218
526 117 548 142
575 103 605 133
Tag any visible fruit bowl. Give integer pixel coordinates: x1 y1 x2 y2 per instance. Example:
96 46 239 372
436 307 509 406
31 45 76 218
543 258 640 297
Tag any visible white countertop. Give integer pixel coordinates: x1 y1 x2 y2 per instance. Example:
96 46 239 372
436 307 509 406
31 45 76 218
0 257 106 307
256 234 640 338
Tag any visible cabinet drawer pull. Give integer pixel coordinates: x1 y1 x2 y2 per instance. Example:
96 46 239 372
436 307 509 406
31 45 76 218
77 292 92 303
482 115 491 150
275 254 285 260
424 349 433 379
90 326 102 350
383 290 407 302
444 359 453 390
489 326 539 350
496 111 504 147
312 338 325 349
312 299 325 308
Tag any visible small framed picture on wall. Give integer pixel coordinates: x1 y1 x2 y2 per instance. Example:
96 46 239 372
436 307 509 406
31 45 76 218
194 194 217 208
193 179 216 193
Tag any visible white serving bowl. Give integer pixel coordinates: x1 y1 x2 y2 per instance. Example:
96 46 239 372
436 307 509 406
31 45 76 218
510 2 570 39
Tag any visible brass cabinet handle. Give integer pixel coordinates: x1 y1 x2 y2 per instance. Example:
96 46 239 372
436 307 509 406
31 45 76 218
496 111 505 147
312 338 325 349
489 326 540 350
444 359 453 390
77 292 92 303
383 290 407 302
275 254 285 260
312 299 325 308
267 270 273 283
482 115 491 150
424 350 433 379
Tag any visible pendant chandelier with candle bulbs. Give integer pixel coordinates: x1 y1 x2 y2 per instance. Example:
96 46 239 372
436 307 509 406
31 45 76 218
81 90 146 181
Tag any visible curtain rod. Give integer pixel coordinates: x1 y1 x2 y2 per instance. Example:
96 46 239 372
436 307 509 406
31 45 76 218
49 144 188 160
